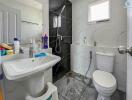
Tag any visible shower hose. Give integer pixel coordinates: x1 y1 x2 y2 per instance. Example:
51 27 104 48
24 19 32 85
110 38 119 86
79 51 93 100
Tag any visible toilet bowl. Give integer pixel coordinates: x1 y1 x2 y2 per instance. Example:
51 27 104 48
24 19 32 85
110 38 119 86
25 82 59 100
93 70 117 100
93 52 117 100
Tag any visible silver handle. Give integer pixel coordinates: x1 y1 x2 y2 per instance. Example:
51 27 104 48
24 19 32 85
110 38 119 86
118 46 132 56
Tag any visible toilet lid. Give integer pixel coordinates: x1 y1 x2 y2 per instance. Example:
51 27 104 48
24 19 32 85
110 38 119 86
93 70 116 88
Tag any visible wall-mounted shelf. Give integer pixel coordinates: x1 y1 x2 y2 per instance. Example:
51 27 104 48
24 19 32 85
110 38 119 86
21 20 39 25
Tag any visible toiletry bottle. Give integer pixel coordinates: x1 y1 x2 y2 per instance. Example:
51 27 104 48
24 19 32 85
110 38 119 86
29 39 37 57
32 39 37 55
14 38 20 54
42 34 48 49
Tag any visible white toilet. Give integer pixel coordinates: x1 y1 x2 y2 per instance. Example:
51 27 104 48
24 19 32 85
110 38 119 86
93 52 117 100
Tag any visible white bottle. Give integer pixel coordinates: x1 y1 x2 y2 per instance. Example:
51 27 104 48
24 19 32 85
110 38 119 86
14 38 20 54
30 39 37 57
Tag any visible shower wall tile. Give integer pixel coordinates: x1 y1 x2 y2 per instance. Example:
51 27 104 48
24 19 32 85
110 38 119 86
49 0 72 77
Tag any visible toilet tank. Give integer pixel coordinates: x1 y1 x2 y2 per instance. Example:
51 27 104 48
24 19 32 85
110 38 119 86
96 52 115 73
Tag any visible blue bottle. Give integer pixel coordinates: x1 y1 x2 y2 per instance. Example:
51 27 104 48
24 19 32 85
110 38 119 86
42 34 48 49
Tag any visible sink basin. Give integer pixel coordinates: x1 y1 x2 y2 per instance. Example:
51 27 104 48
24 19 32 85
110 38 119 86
2 54 61 80
2 53 61 97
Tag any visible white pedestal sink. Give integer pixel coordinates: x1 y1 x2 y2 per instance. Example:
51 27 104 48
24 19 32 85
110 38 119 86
2 53 61 97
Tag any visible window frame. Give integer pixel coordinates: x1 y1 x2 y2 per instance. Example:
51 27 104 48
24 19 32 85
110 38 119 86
88 0 111 24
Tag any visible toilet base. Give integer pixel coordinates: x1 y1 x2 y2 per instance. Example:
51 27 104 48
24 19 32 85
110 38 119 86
97 94 111 100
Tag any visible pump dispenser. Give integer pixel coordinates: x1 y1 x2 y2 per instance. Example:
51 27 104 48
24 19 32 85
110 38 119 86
14 38 20 54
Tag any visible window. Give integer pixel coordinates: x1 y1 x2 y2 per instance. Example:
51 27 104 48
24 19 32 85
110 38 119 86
88 0 110 23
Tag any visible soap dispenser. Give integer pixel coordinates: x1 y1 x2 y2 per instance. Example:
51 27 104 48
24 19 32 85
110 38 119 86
13 38 20 54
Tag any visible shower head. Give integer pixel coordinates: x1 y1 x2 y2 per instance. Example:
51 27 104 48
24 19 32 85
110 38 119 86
59 5 66 16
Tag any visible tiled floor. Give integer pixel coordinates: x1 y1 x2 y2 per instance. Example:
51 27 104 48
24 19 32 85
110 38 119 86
55 72 126 100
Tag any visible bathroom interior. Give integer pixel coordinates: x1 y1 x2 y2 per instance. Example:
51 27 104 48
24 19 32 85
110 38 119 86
0 0 131 100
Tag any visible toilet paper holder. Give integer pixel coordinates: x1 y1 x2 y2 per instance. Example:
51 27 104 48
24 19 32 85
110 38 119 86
118 46 132 56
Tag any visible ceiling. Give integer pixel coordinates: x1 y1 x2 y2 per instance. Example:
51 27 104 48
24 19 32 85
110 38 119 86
14 0 42 10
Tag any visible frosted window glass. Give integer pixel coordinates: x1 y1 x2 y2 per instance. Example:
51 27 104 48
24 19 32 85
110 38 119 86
53 16 61 28
58 16 61 27
53 16 58 28
88 0 110 22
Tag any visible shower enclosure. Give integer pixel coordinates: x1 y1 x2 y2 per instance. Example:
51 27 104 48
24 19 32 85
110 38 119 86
49 0 72 81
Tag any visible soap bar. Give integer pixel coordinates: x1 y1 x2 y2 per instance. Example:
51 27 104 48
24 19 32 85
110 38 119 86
35 53 47 58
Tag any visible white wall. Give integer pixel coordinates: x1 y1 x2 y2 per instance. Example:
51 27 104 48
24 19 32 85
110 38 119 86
38 0 49 45
0 0 43 43
36 0 49 45
72 0 127 92
0 1 43 100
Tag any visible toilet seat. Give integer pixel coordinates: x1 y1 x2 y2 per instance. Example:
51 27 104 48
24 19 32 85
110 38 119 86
93 70 116 89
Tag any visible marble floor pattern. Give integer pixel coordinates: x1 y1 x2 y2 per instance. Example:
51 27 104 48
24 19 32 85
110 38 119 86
54 72 126 100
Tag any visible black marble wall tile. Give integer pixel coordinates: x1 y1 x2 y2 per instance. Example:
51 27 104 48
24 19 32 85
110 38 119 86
49 0 72 81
